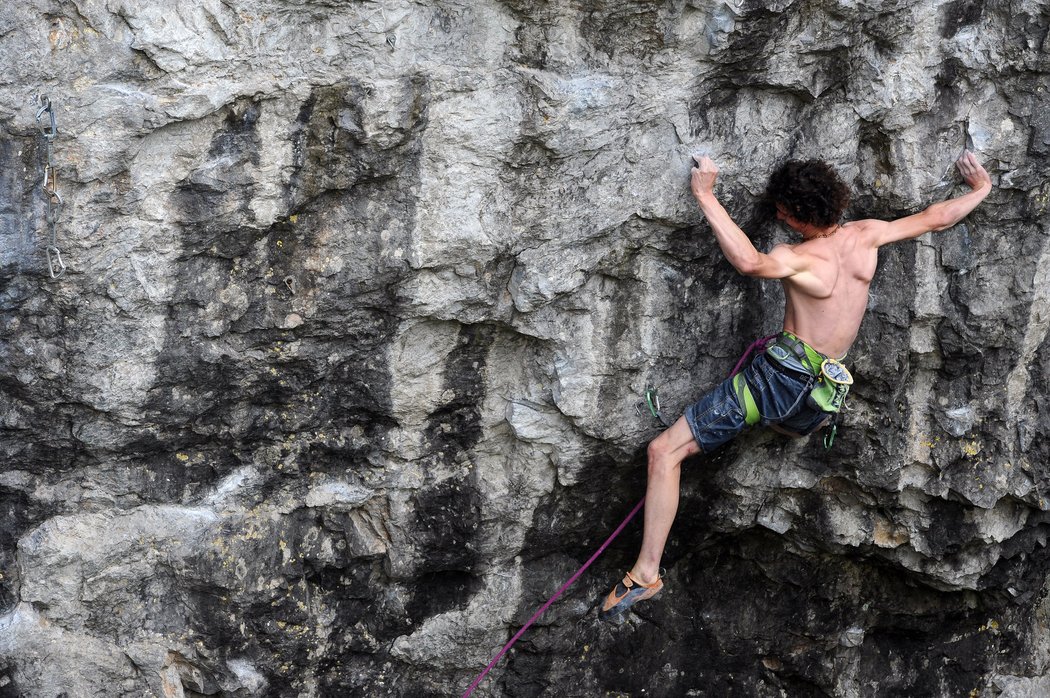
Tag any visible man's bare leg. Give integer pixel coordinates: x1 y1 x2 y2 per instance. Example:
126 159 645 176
627 416 701 584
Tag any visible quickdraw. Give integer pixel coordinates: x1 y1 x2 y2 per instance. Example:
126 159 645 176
642 385 671 427
35 94 66 279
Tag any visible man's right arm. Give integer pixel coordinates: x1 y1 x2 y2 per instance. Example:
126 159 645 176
865 150 992 248
691 156 808 279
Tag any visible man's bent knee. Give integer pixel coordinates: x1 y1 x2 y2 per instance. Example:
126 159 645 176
647 434 672 463
647 439 680 477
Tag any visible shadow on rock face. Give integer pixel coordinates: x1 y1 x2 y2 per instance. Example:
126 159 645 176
501 518 1050 697
496 428 1050 696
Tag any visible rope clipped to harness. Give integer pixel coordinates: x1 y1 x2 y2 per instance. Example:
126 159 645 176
638 335 778 431
730 335 777 377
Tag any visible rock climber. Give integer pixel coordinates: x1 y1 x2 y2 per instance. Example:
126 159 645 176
600 150 993 621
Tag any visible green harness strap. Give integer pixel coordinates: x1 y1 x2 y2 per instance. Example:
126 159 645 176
777 332 825 375
731 373 761 426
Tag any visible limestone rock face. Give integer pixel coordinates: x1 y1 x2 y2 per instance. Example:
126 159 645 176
1 0 1049 696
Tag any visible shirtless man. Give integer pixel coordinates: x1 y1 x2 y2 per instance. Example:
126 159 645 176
600 151 993 621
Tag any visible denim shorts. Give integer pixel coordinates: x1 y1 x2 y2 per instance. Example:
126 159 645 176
684 353 829 453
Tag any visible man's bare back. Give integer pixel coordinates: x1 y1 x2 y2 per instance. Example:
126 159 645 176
776 224 877 358
692 151 992 358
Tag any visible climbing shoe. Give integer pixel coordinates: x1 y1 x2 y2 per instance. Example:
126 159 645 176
599 571 663 622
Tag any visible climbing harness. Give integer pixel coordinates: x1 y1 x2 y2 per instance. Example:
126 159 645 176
766 332 824 375
637 334 780 430
35 94 66 279
731 333 852 447
638 335 780 430
462 497 646 697
731 371 761 426
766 332 853 417
765 332 853 449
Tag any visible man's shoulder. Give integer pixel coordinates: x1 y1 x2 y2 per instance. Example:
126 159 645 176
844 218 888 230
843 219 888 246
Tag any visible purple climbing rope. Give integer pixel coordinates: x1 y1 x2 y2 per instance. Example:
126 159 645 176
729 335 777 377
462 496 647 697
462 335 773 694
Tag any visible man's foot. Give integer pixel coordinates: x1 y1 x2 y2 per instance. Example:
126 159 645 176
599 571 663 622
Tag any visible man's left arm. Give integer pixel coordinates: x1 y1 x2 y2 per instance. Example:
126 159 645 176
865 151 993 247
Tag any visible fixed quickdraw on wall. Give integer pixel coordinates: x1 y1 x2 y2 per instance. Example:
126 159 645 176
35 94 66 279
636 384 672 428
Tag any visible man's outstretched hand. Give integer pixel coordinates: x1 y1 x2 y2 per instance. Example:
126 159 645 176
691 155 719 200
957 150 992 192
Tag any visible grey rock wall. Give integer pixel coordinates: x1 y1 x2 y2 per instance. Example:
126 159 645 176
1 0 1049 696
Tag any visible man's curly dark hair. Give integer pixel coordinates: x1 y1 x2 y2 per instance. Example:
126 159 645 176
765 160 850 228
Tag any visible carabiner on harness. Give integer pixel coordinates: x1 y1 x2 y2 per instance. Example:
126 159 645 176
824 423 837 450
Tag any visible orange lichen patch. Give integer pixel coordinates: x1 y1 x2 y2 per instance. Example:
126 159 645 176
873 516 909 548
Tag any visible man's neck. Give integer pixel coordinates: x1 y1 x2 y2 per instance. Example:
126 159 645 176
800 223 840 240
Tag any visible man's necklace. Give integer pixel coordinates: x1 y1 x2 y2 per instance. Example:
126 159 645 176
816 225 841 239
